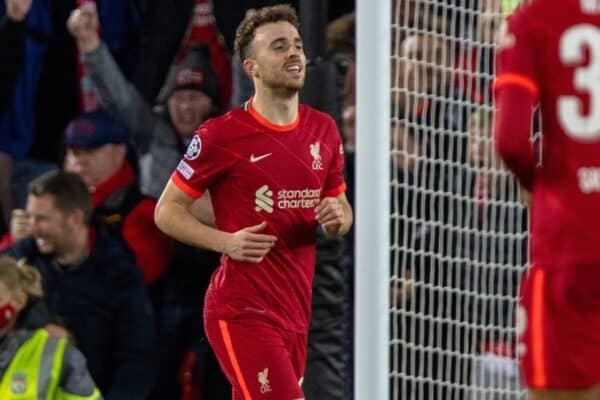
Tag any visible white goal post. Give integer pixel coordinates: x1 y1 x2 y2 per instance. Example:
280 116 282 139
355 1 528 399
355 0 391 399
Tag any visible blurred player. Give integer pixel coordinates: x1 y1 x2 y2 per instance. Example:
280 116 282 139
494 0 600 399
154 5 352 400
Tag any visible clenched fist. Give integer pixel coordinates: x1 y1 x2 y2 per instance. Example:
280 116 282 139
67 2 100 53
5 0 32 22
10 209 30 242
315 196 347 236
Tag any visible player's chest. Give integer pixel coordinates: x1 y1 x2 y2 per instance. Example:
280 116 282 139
228 133 334 187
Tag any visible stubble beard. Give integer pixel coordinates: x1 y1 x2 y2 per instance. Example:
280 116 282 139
266 76 305 97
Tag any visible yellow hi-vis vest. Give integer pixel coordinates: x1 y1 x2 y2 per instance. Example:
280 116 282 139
0 329 100 399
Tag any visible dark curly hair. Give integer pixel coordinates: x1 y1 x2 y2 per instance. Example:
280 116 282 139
234 4 300 61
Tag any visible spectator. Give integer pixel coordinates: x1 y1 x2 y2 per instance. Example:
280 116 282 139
68 4 221 199
150 242 228 400
0 255 101 399
398 31 472 175
62 108 173 284
129 0 195 103
171 0 232 110
3 170 157 400
466 106 527 397
0 0 33 232
0 0 29 114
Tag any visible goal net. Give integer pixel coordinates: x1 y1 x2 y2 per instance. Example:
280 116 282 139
389 1 528 398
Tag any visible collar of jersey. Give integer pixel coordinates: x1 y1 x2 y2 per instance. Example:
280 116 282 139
246 96 300 132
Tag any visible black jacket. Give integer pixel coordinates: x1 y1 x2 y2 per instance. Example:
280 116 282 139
4 226 157 400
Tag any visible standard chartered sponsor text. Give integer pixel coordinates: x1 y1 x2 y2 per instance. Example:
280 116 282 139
255 185 321 213
277 188 321 209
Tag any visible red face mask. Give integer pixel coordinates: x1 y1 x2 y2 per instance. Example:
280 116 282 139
0 302 16 331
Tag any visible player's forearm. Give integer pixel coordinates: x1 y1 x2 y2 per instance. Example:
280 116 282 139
494 86 537 191
154 199 231 254
339 200 353 236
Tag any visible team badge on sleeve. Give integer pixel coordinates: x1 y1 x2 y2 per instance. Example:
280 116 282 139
185 135 202 160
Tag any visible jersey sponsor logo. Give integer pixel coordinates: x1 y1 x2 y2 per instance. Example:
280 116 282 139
258 368 272 394
310 141 323 170
255 185 274 213
184 135 202 160
250 152 272 163
10 372 27 394
255 185 321 213
177 160 194 180
278 188 321 209
578 167 600 193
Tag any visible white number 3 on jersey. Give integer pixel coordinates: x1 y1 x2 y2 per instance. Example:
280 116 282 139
558 24 600 141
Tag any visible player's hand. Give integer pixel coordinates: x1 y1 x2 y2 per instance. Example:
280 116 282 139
67 2 100 53
224 222 277 263
5 0 32 22
315 197 345 236
10 209 30 243
520 187 531 207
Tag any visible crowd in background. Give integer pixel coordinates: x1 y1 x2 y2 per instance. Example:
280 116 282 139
0 1 355 399
388 1 528 398
0 0 528 399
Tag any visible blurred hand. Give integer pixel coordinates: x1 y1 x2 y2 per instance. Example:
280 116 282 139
224 221 277 263
10 209 30 242
45 323 73 341
520 187 532 207
5 0 32 22
67 3 100 53
315 197 345 236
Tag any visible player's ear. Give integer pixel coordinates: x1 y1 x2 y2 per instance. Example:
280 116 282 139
243 58 259 79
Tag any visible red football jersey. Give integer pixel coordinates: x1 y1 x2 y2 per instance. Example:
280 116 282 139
495 0 600 268
172 98 346 333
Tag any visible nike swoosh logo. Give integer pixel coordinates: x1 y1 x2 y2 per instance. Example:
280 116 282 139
250 153 272 163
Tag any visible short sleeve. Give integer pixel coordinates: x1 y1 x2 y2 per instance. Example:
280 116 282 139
171 124 236 198
323 119 347 197
494 12 540 100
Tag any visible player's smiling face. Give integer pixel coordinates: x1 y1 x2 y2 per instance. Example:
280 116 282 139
248 21 306 92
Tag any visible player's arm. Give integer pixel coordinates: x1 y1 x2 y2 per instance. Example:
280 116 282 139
315 192 353 237
493 17 539 192
155 180 277 263
494 83 537 191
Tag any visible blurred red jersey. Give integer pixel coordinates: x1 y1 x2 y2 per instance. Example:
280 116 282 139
495 0 600 269
172 98 346 333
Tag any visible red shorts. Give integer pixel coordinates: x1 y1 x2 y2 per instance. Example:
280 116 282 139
518 264 600 389
204 317 307 400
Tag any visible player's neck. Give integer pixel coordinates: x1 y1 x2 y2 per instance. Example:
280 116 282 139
251 90 299 126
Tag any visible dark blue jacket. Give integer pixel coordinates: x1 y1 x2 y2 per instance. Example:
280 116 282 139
4 227 157 400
